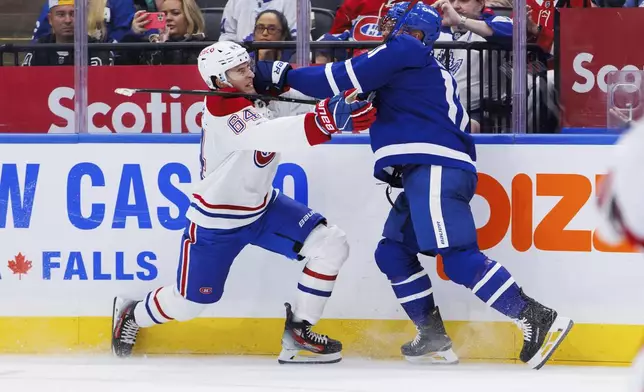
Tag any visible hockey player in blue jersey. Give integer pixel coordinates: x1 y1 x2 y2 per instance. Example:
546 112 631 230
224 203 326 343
253 2 574 369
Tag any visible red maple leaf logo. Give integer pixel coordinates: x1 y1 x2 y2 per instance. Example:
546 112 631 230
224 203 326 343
8 252 32 280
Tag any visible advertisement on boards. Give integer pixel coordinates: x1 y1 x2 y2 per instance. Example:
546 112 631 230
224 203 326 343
559 8 644 128
0 65 203 134
0 142 643 325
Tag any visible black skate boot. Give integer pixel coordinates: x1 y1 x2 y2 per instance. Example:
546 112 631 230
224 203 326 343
513 289 574 370
277 303 342 364
401 307 459 364
111 297 141 358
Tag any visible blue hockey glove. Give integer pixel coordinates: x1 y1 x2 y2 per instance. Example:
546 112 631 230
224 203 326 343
253 61 291 95
314 88 377 134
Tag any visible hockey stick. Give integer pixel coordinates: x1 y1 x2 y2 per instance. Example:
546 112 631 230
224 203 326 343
114 88 319 105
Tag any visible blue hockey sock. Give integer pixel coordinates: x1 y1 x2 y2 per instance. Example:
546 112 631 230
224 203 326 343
390 268 436 326
470 259 526 318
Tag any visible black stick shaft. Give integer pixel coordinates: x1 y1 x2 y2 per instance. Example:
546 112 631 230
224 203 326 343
129 88 318 105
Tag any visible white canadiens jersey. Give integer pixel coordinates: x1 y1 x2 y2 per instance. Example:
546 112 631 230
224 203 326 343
185 90 320 230
597 120 644 247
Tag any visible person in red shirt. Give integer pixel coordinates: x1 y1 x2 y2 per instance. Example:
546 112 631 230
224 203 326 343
526 0 555 53
317 0 408 62
329 0 407 40
526 0 593 54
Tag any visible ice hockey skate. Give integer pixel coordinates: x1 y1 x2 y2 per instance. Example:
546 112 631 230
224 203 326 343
277 303 342 364
111 297 141 358
513 290 574 370
401 307 459 364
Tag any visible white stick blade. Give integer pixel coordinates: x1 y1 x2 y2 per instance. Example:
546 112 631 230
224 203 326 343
115 88 136 97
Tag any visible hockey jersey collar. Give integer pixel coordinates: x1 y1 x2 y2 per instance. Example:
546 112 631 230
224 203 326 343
205 87 254 117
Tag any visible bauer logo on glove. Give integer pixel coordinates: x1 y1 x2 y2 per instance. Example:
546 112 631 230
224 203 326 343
315 102 336 133
313 88 377 135
254 60 292 95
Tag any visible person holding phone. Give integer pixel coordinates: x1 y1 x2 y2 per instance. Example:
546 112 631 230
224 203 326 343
130 0 203 39
131 6 165 34
118 0 208 64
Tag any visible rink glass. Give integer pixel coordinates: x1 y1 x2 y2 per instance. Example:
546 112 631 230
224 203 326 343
0 1 557 134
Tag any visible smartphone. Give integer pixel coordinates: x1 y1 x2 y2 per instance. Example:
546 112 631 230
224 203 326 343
143 12 166 30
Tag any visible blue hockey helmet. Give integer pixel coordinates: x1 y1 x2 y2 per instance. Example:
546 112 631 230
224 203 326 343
396 2 442 46
389 1 410 17
378 1 410 35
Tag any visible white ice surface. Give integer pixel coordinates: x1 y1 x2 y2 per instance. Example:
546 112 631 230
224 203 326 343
0 355 634 392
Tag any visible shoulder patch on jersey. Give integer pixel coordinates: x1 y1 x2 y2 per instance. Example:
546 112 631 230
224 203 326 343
206 95 253 117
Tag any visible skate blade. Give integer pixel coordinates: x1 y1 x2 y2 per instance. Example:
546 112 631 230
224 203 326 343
404 348 459 365
111 297 129 357
277 348 342 364
111 297 120 356
527 316 574 370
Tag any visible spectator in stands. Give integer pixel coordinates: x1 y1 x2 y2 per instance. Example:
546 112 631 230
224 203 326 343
23 0 114 66
312 31 351 64
325 0 405 58
525 0 556 54
432 0 513 122
119 0 206 64
527 0 597 54
329 0 404 40
219 0 309 42
249 10 296 61
523 0 569 133
31 0 136 42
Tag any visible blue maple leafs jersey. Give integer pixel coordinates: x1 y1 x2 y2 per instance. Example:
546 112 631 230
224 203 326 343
286 34 476 177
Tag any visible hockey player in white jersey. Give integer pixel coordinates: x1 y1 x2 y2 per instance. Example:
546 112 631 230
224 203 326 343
595 121 644 392
111 41 376 364
597 122 644 251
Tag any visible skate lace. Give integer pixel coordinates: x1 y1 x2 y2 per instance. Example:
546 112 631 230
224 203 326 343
121 319 139 345
513 317 533 342
411 325 423 347
305 325 328 345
